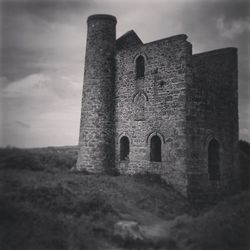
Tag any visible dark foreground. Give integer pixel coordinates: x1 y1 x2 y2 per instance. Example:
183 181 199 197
1 145 250 250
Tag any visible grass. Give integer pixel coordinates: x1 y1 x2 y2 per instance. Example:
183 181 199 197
1 143 250 250
167 191 250 250
1 169 191 250
0 146 78 171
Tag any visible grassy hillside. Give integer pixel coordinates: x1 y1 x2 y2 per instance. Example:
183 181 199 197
1 169 191 250
168 191 250 250
0 146 78 171
1 143 250 250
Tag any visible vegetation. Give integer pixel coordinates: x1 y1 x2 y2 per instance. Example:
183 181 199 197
0 146 78 171
1 169 191 250
0 142 250 250
168 191 250 250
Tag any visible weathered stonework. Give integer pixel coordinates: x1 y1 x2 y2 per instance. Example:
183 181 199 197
77 14 239 200
76 15 116 173
186 48 239 203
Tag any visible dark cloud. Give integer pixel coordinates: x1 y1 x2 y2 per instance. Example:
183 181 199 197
175 0 249 48
1 48 44 82
16 120 30 129
8 1 90 22
1 0 249 146
1 0 88 82
192 0 249 21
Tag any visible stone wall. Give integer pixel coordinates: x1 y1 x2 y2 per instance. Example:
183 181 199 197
186 48 239 203
115 34 192 195
77 15 117 173
77 14 239 201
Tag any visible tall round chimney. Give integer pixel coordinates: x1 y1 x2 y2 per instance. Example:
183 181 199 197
76 14 117 173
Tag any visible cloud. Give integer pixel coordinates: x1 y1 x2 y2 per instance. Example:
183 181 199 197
1 1 85 81
1 0 249 146
2 73 81 100
16 121 30 129
216 17 250 39
1 73 82 147
2 0 92 23
240 128 249 137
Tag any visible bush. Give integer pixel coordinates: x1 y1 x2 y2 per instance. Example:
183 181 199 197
0 146 78 171
168 191 250 250
133 172 168 186
0 148 45 171
0 201 68 250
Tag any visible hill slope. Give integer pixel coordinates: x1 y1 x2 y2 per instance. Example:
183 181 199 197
2 168 250 250
1 144 250 250
1 169 191 250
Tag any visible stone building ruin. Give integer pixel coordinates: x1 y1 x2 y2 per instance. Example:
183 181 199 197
76 14 239 201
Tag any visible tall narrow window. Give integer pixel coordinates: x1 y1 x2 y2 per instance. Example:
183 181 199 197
134 92 146 121
136 56 145 78
150 135 161 162
208 139 220 180
120 136 130 161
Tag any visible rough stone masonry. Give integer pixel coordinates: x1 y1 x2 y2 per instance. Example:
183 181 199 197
76 14 239 201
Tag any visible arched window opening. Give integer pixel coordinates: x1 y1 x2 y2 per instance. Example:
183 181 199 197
150 135 162 162
208 139 220 181
134 93 146 121
136 56 145 78
120 136 130 161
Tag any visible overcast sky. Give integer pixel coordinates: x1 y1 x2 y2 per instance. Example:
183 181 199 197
0 0 249 147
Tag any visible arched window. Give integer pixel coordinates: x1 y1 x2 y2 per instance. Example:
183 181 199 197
208 139 220 180
150 135 161 162
136 56 145 78
120 136 130 161
134 92 146 121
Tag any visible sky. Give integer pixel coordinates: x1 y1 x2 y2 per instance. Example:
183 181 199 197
0 0 249 148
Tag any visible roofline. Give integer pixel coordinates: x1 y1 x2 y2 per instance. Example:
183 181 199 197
144 34 188 46
193 47 237 57
116 30 143 44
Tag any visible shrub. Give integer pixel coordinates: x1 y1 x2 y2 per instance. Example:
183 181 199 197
0 146 78 171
